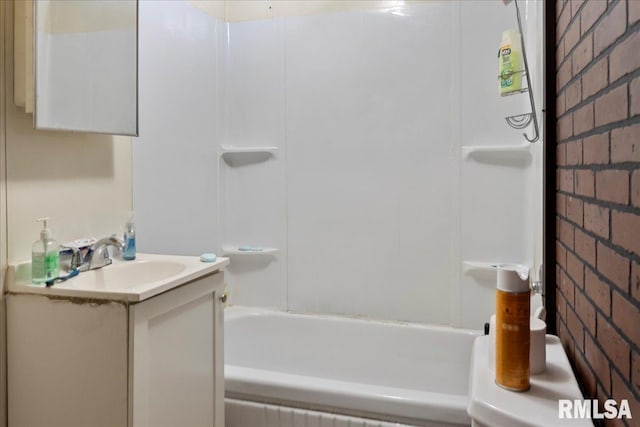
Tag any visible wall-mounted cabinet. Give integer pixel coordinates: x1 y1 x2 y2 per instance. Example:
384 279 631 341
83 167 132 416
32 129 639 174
14 0 138 136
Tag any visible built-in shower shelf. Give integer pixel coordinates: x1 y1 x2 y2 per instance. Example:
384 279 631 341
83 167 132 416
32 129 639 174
220 146 278 165
462 261 499 273
220 145 278 156
462 144 532 162
463 261 531 276
221 246 279 256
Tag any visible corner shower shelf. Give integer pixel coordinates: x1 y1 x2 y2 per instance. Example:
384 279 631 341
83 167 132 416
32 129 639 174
462 261 499 273
220 146 278 165
463 261 531 275
462 143 531 156
220 145 278 156
221 246 279 256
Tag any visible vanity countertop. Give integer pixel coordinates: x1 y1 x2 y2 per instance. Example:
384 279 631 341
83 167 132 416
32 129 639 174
7 253 229 303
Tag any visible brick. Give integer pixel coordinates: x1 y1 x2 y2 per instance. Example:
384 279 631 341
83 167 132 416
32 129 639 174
557 193 568 216
575 228 595 265
633 351 640 397
575 169 595 197
612 210 640 255
566 79 583 110
580 0 607 34
567 306 585 349
632 170 640 208
632 261 640 302
582 57 608 99
557 287 568 320
576 289 596 334
598 312 631 378
558 0 572 37
630 0 640 26
557 60 573 92
611 123 640 163
567 139 583 165
573 33 594 75
594 0 626 55
560 218 575 249
557 41 566 70
586 330 612 393
565 19 582 54
597 242 630 292
596 170 629 204
570 0 585 18
558 319 575 361
573 102 594 135
559 168 574 193
612 292 640 348
574 349 597 398
567 196 584 225
558 240 568 269
595 84 628 127
558 143 568 167
557 91 567 115
568 251 585 288
585 268 611 316
560 266 576 304
584 202 610 238
611 370 640 427
632 77 640 117
557 0 566 21
582 132 609 164
557 113 573 141
610 31 640 81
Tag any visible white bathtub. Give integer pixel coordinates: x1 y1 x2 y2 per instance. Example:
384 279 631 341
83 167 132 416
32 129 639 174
224 307 480 427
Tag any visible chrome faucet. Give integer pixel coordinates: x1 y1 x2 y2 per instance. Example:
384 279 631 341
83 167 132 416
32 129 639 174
73 236 125 271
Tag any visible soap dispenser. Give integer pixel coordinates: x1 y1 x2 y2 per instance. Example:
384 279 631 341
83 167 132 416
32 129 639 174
31 217 60 285
123 211 136 260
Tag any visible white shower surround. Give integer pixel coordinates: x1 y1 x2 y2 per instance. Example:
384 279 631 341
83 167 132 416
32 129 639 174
134 0 544 327
218 0 544 329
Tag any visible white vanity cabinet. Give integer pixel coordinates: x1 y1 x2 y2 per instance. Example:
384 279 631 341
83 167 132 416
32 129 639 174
7 261 226 427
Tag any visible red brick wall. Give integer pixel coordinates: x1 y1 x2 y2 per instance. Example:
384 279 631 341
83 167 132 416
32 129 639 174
555 0 640 426
555 0 640 424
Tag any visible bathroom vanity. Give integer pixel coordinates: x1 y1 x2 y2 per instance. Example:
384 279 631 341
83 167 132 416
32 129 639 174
6 254 228 427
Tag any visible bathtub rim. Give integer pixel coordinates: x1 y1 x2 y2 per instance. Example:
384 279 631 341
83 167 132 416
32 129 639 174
224 306 481 426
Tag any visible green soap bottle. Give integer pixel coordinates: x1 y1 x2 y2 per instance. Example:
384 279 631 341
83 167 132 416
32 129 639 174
31 217 60 286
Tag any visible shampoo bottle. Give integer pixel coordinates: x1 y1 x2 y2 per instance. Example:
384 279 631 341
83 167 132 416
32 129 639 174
495 265 530 391
123 212 136 261
31 217 60 285
498 29 524 96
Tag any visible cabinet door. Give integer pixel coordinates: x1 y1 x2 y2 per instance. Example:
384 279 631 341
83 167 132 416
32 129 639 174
7 294 128 427
130 273 224 427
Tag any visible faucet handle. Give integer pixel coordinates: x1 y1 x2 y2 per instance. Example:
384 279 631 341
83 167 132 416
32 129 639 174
69 247 83 270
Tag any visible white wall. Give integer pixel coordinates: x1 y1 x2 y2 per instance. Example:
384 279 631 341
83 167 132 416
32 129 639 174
2 1 134 424
133 1 220 257
3 4 133 267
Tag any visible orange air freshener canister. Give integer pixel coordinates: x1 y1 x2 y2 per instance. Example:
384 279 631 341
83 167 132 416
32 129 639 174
495 265 531 392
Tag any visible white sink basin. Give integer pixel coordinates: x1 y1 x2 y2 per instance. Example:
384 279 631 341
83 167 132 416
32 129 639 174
74 259 187 289
8 253 229 302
